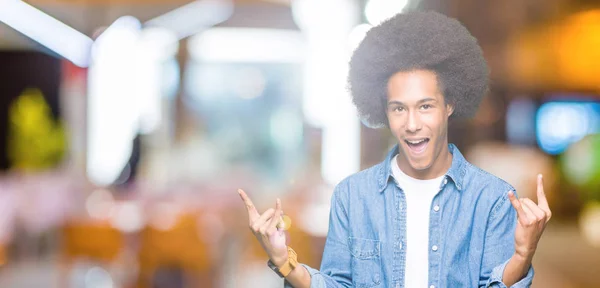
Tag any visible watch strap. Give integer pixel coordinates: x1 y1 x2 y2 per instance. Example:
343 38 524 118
267 247 298 278
278 247 298 277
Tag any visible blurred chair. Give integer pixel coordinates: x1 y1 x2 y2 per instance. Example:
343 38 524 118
136 213 215 288
60 221 125 287
0 242 6 267
62 221 124 262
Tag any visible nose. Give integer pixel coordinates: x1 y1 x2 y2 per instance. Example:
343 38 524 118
405 110 422 133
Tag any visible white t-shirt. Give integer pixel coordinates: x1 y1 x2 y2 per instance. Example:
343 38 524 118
391 155 444 288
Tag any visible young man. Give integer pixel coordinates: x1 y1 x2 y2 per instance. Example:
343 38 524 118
238 11 550 287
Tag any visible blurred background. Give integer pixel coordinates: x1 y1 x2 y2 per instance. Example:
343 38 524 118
0 0 599 287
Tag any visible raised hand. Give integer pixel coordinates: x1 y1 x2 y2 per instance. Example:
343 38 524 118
508 174 552 260
238 189 288 266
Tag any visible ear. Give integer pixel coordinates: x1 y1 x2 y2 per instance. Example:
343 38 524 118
446 103 455 117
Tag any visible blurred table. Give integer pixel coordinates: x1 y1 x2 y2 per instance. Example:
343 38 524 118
532 221 600 288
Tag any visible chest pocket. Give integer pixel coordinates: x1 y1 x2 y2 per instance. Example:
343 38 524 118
348 237 382 288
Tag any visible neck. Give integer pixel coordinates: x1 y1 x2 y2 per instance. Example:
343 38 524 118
396 143 453 180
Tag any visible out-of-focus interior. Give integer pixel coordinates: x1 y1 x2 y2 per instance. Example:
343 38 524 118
0 0 599 287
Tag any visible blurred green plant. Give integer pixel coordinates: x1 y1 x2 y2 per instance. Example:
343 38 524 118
7 88 67 171
560 133 600 202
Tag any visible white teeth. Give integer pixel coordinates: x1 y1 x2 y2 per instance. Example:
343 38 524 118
407 139 425 144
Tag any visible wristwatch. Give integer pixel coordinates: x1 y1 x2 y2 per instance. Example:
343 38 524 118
267 246 298 278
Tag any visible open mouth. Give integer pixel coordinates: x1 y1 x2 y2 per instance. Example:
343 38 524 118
404 138 430 155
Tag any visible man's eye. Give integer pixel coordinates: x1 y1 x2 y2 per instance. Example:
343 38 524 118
421 104 432 110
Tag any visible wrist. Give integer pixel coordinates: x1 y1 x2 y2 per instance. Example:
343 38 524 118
503 252 533 286
271 251 289 267
272 257 287 268
514 248 535 264
511 252 533 271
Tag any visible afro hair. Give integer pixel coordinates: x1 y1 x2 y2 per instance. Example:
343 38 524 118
348 11 489 128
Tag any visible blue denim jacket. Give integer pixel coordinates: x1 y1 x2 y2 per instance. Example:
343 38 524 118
286 144 534 288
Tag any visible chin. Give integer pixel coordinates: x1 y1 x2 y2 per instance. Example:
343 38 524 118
398 145 430 169
408 159 432 171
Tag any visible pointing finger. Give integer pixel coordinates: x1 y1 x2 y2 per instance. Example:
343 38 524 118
536 174 550 212
238 189 259 222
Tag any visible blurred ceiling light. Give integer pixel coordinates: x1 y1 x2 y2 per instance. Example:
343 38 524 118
135 27 178 135
536 102 600 155
95 15 141 43
87 16 142 186
321 104 361 186
292 0 361 186
347 23 372 53
364 0 409 25
137 27 179 61
188 28 305 63
91 16 141 63
291 0 356 33
145 0 233 40
0 0 93 67
88 16 179 186
111 163 132 186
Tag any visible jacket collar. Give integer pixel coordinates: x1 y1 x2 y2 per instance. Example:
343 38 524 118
377 143 466 193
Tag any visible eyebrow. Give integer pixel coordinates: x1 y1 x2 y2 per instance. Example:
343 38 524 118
387 98 437 105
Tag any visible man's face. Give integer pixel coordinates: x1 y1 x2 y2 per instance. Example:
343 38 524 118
386 69 454 173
